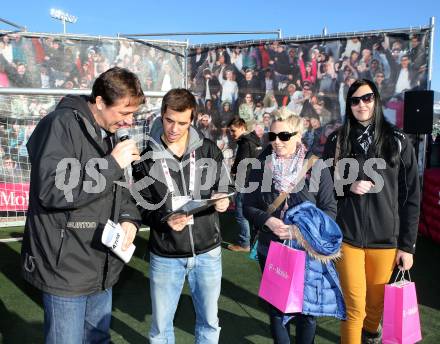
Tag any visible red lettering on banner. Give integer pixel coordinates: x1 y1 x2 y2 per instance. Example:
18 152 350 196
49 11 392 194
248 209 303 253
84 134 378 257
0 183 30 211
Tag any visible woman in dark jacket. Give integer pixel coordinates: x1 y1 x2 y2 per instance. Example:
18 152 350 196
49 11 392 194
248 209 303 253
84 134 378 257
243 115 344 344
323 79 420 343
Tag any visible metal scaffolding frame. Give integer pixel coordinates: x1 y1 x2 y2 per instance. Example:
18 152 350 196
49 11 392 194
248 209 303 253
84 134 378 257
0 88 166 97
0 17 26 32
188 24 432 48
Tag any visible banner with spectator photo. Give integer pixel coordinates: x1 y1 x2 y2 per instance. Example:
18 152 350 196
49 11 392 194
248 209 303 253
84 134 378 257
187 29 431 156
0 32 185 91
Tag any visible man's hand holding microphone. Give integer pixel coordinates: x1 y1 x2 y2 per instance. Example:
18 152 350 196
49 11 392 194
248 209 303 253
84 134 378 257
109 128 140 252
111 128 140 169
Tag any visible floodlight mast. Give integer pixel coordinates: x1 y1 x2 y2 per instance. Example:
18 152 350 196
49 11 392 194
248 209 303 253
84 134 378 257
50 8 77 34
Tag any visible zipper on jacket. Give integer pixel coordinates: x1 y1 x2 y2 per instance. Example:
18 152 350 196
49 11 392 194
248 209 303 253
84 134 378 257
359 155 367 248
56 228 65 266
179 159 196 257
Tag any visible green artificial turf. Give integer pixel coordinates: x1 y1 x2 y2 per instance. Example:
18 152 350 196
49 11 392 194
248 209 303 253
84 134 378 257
1 212 439 343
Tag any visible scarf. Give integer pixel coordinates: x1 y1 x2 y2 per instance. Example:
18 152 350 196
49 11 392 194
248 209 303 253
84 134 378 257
271 143 307 193
353 123 375 154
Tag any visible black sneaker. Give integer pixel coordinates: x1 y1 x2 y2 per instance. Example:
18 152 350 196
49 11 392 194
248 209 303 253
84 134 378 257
361 324 382 344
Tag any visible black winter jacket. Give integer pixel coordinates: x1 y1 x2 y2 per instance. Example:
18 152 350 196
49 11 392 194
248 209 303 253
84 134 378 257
230 130 262 183
21 95 141 296
133 124 234 258
323 129 420 253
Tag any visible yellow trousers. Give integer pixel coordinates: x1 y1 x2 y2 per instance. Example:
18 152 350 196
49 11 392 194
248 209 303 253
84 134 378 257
336 243 397 343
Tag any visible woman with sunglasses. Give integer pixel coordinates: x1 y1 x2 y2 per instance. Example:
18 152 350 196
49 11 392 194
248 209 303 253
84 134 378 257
244 115 345 343
323 79 420 343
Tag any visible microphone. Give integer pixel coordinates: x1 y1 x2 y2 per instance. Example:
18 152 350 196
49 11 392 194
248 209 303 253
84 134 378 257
116 128 133 184
116 128 130 142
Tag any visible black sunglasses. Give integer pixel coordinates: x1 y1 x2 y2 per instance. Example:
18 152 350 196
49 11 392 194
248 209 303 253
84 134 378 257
349 92 375 106
268 131 298 142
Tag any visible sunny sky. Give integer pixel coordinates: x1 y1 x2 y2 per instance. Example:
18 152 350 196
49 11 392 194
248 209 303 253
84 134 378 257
2 0 440 90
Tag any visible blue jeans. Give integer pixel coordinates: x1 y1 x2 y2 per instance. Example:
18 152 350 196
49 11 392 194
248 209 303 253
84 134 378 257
149 246 222 344
235 193 251 247
43 288 112 344
258 254 316 344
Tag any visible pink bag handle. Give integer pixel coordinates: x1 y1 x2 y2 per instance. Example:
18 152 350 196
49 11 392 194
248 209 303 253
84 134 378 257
394 269 412 283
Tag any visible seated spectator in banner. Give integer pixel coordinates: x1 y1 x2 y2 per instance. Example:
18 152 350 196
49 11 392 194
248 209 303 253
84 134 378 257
206 50 217 71
364 58 382 81
158 61 180 92
391 54 416 94
116 40 133 63
238 68 261 102
242 46 259 71
373 71 393 103
259 67 278 96
141 74 155 92
79 76 91 90
299 82 315 118
218 101 234 127
312 95 333 124
0 154 25 183
37 64 53 88
252 121 269 148
318 60 337 94
254 101 265 122
262 91 280 115
273 44 290 77
287 47 300 79
239 93 255 125
262 112 273 134
190 47 208 79
0 55 34 88
214 120 235 170
409 34 427 71
0 35 14 64
338 75 356 121
258 44 271 70
302 115 314 149
200 68 221 107
357 48 373 78
341 37 361 58
197 113 216 141
228 46 244 73
205 99 220 127
219 69 238 110
282 83 304 115
299 50 317 86
344 50 360 79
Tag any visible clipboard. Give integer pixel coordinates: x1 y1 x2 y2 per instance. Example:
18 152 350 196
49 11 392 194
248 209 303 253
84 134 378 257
161 192 235 223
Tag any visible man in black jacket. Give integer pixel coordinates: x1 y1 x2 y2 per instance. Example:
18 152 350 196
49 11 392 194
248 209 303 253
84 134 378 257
132 88 233 343
21 67 144 343
228 118 262 252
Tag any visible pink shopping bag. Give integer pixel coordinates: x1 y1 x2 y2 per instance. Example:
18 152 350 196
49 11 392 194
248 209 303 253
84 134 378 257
258 241 306 313
383 270 422 344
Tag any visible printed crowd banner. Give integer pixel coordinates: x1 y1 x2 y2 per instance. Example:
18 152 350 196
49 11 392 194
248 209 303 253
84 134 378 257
187 29 431 156
0 33 185 92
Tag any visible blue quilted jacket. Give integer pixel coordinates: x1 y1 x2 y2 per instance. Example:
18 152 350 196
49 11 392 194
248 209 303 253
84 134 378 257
283 201 346 321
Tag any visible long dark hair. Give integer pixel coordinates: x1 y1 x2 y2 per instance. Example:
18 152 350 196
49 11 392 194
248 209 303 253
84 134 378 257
338 79 399 167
